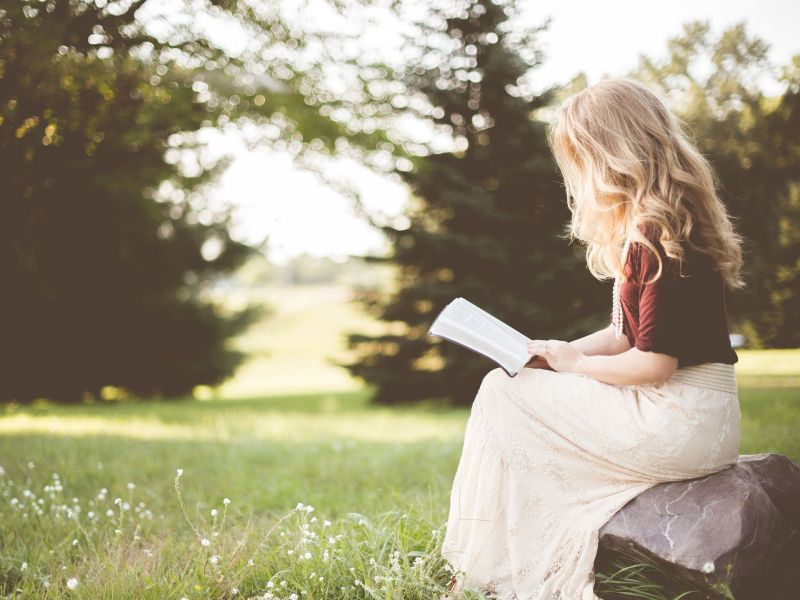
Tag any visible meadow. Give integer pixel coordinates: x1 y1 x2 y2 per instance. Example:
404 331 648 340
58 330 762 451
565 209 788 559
1 284 798 599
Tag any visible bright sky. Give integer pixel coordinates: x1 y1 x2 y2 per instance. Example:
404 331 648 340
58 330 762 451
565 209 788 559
209 0 799 265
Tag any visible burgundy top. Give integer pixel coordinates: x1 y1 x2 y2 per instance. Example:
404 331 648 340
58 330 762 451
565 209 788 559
612 229 738 366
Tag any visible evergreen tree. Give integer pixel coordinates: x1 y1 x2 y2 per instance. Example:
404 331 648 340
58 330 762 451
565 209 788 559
340 0 609 406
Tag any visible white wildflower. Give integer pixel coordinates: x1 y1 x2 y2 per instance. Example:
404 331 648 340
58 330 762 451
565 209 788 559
200 538 210 547
223 497 231 505
176 468 183 477
127 482 135 490
701 561 715 574
210 508 218 517
66 577 78 590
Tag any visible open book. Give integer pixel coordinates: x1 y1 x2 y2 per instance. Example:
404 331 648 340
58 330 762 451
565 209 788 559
427 297 533 377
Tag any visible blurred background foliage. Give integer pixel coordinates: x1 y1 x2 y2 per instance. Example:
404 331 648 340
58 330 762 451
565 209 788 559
0 0 798 406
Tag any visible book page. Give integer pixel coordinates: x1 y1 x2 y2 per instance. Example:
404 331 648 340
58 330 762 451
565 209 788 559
442 300 520 348
431 317 520 372
428 297 532 375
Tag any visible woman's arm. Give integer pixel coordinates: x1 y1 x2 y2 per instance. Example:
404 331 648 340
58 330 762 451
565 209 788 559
525 324 630 370
568 323 632 356
573 347 677 386
526 339 678 386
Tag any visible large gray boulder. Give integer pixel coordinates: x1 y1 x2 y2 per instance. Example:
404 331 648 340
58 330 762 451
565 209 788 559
596 453 800 600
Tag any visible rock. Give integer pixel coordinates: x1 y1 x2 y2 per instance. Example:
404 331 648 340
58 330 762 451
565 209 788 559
596 453 800 600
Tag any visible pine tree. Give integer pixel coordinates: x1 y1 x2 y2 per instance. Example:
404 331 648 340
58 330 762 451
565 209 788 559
341 0 609 406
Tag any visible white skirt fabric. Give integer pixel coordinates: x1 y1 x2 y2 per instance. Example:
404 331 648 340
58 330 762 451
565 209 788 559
441 362 740 600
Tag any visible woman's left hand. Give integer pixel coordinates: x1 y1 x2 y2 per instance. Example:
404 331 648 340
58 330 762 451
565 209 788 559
526 339 586 373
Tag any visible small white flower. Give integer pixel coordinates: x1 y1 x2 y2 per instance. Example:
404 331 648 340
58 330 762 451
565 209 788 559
20 562 28 571
701 561 715 574
210 508 218 517
66 577 78 590
72 539 78 546
200 538 210 547
127 482 135 490
106 509 114 517
209 555 219 565
223 498 231 505
295 502 305 510
231 587 238 595
289 594 298 600
323 519 331 527
176 468 183 477
303 551 312 560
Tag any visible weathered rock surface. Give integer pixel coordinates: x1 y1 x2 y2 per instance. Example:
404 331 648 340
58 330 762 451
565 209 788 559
596 453 800 600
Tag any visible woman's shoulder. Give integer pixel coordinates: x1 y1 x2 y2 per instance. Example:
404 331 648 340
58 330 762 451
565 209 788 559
627 223 713 282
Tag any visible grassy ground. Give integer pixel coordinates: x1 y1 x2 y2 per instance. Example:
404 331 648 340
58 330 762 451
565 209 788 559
0 285 797 598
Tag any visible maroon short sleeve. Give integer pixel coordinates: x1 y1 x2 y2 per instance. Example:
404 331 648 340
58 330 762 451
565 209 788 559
632 243 682 358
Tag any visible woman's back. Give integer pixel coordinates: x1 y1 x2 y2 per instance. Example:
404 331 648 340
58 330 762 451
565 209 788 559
619 225 738 367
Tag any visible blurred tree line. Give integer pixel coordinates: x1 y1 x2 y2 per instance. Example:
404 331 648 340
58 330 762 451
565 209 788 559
338 0 609 405
336 1 800 405
0 0 357 403
2 0 797 405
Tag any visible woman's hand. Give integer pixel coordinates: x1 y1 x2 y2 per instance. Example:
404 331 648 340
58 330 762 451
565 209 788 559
526 339 586 373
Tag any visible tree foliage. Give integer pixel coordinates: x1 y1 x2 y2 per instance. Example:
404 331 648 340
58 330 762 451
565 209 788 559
633 21 800 347
0 0 345 402
338 0 610 406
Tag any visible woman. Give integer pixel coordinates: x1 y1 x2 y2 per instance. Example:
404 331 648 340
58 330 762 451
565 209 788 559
440 78 744 600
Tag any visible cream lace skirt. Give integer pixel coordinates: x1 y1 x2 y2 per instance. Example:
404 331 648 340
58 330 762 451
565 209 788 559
441 362 740 600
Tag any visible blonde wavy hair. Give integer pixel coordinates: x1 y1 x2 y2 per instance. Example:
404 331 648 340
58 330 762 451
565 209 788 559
546 77 744 288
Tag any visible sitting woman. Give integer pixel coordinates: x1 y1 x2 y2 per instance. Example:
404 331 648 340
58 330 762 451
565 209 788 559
441 77 743 600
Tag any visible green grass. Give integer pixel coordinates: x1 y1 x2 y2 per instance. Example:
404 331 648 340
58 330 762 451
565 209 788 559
210 284 386 398
1 354 798 599
0 284 797 598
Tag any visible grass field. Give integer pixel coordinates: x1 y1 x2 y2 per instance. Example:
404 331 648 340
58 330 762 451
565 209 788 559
1 285 798 599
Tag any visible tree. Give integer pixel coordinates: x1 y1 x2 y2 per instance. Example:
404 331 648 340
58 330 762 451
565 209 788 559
633 21 800 347
338 0 610 406
0 1 347 402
